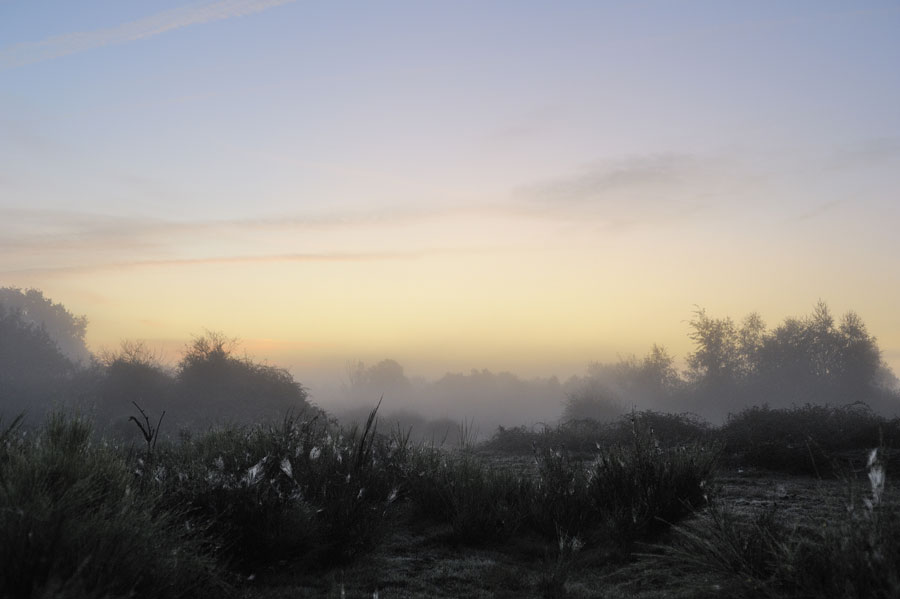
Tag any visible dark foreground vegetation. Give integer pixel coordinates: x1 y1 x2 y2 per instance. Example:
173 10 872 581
2 405 900 598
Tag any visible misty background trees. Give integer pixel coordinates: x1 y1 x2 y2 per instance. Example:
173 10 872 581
0 287 315 433
0 289 89 418
0 288 91 365
95 331 316 433
1 286 898 437
682 302 895 420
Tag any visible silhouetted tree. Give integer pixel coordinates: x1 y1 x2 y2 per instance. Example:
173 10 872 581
752 303 884 404
562 378 624 423
737 312 766 378
686 308 742 389
0 287 91 364
363 359 410 392
835 310 881 396
582 345 681 409
688 302 893 416
0 306 76 419
639 344 682 398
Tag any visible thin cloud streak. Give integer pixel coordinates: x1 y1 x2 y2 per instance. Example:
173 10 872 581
826 138 900 172
0 250 445 277
522 153 697 202
0 0 298 70
0 205 501 253
788 199 844 224
514 153 741 229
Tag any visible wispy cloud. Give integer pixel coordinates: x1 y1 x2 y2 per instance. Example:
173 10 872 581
826 137 900 172
0 206 483 253
524 153 696 201
0 207 520 277
514 153 743 229
787 199 844 224
0 0 297 70
0 250 443 277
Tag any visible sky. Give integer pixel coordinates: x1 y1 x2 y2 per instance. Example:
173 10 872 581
2 1 900 387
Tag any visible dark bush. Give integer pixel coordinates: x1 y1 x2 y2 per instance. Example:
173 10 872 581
0 413 229 599
0 308 76 422
528 445 593 539
588 416 718 545
155 406 401 568
721 403 900 474
174 331 314 426
405 447 528 545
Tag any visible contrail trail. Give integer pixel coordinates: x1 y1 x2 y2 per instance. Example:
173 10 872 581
0 0 298 70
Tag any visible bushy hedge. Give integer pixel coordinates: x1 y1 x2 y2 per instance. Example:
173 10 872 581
721 402 900 474
485 410 712 456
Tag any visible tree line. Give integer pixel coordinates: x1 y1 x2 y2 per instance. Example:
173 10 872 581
565 301 898 422
2 287 898 431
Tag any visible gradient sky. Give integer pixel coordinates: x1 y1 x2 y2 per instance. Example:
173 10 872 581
2 1 899 385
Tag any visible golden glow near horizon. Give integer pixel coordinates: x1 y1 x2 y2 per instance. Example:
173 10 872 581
2 3 899 384
12 205 900 383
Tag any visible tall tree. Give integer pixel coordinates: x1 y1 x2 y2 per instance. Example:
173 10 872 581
0 306 76 418
0 287 91 364
686 308 741 388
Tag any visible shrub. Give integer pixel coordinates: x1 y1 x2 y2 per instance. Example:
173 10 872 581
154 419 318 569
0 413 229 599
562 380 625 423
528 445 593 539
721 403 900 474
97 341 175 436
485 411 711 458
483 424 543 454
587 414 718 546
603 410 712 446
154 406 402 568
523 412 717 550
306 406 406 562
405 447 528 545
174 331 314 426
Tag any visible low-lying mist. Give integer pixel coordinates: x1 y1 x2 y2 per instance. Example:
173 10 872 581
2 287 898 446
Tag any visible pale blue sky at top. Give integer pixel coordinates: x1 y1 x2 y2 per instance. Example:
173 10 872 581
1 1 899 381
